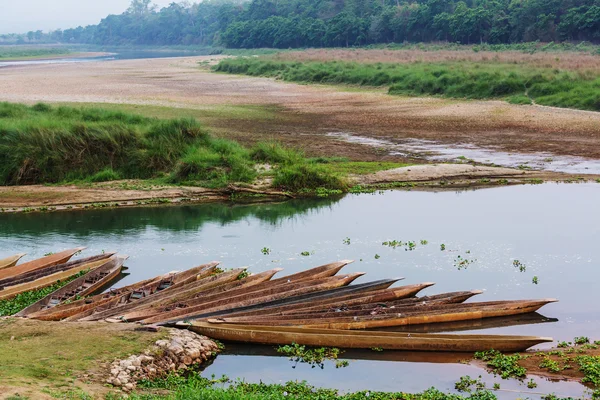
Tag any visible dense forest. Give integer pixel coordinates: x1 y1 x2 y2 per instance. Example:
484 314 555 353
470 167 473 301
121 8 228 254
7 0 600 48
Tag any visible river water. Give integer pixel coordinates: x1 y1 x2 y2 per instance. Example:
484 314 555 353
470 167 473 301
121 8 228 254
0 49 214 68
1 183 599 398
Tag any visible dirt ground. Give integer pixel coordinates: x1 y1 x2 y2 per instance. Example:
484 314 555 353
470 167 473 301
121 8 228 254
2 56 600 162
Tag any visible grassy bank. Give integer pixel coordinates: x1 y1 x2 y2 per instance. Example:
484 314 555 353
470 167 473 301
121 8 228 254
0 318 165 396
0 47 71 60
214 58 600 112
0 103 352 192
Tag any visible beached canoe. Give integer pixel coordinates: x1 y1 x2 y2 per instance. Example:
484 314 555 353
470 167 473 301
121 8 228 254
68 268 282 322
180 321 553 352
0 254 26 270
0 257 113 300
0 247 86 282
94 264 357 323
80 267 247 321
255 290 483 318
16 256 125 316
144 273 365 325
212 299 558 329
113 268 286 323
222 283 436 319
0 253 117 291
26 262 218 321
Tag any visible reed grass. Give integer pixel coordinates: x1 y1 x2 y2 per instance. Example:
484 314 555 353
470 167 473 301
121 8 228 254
0 103 346 191
215 58 600 111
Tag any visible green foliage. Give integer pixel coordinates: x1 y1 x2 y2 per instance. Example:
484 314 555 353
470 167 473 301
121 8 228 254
128 374 501 399
88 168 122 183
576 355 600 387
455 376 486 393
251 141 304 165
0 270 87 316
575 337 591 345
507 95 533 105
474 350 527 379
272 163 347 191
0 103 342 192
216 58 600 112
276 343 343 369
28 0 600 51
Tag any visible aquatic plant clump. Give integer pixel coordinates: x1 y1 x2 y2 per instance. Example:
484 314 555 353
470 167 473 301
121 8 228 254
134 373 501 399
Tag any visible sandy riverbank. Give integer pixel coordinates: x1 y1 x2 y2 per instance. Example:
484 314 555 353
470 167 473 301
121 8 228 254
1 56 600 163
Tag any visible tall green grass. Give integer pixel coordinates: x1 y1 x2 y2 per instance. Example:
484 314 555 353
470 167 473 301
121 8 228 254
215 58 600 111
0 103 344 191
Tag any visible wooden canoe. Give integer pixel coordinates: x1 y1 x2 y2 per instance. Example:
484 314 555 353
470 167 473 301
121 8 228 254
223 282 436 319
212 299 558 329
255 290 483 318
180 321 553 352
69 268 282 322
80 267 246 321
0 254 26 270
27 274 169 321
278 290 484 317
0 253 117 290
0 247 86 282
269 260 352 283
29 261 221 320
148 273 365 325
112 268 285 323
0 257 113 300
29 261 216 321
16 256 125 317
138 261 356 321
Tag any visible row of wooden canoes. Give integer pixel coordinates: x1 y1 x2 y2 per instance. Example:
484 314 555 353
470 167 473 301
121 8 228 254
3 252 558 352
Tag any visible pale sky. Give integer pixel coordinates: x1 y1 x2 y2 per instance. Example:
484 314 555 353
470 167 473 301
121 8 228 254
0 0 176 34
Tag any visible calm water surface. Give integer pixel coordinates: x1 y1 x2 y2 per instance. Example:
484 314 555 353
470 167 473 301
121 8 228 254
1 183 598 398
0 49 214 68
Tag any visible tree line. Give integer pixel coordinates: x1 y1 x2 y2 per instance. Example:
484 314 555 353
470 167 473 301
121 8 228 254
7 0 600 48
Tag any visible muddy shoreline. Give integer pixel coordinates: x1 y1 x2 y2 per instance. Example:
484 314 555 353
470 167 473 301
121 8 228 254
0 166 597 213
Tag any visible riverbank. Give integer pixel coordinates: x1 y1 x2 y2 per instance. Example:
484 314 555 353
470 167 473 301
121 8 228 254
1 165 595 213
2 56 600 165
2 317 597 400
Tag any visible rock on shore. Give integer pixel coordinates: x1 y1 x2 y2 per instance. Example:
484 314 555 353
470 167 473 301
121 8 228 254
106 328 220 392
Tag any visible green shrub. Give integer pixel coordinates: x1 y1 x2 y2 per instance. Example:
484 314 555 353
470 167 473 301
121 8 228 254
274 163 346 191
88 168 122 183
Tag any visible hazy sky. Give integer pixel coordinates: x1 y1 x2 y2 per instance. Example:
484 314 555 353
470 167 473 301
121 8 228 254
0 0 175 34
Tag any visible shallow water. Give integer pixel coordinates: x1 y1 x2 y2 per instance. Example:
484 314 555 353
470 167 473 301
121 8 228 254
328 131 600 174
0 49 213 68
1 183 599 397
